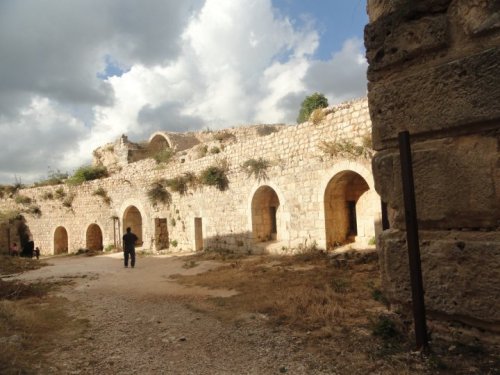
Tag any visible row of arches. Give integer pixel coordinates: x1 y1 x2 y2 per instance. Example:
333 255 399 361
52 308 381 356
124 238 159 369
51 168 375 253
52 206 144 254
251 169 375 248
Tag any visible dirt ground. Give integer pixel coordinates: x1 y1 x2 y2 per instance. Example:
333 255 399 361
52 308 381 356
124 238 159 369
2 252 499 375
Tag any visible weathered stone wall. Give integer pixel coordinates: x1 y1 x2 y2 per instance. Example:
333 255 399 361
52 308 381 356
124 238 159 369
0 98 380 258
365 0 500 338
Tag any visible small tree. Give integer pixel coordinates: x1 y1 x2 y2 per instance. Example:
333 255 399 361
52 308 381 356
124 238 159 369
296 92 329 124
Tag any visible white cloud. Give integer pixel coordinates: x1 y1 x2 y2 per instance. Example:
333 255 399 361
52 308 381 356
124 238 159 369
0 0 368 183
0 97 87 183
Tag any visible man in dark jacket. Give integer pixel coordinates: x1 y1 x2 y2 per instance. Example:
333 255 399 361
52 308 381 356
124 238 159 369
122 227 138 268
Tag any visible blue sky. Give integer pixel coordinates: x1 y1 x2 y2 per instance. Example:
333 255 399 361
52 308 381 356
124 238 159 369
0 0 369 184
273 0 367 59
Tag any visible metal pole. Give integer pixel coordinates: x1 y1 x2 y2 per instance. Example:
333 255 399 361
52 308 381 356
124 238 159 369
398 131 429 351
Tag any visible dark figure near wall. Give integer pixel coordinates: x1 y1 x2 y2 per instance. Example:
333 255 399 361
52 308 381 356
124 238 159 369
122 227 138 268
35 247 40 260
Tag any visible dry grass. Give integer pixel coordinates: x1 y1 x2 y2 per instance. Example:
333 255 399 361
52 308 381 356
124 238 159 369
0 256 47 276
0 276 87 374
173 253 378 331
173 252 500 374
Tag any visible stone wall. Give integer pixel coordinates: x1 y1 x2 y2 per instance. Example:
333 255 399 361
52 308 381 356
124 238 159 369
0 98 380 259
365 0 500 338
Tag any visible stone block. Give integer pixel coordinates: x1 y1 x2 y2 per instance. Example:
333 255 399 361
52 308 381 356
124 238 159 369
369 47 500 149
372 135 499 230
379 229 500 329
365 14 449 71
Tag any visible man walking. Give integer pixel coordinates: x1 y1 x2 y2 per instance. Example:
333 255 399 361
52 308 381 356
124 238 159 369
122 227 138 268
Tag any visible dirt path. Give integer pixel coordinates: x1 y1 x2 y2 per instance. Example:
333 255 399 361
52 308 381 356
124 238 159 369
12 254 326 375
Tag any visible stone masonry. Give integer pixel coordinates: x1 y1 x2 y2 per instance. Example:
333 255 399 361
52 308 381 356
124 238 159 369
0 98 380 259
365 0 500 340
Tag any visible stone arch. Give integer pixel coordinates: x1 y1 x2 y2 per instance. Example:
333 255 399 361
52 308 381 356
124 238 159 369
148 132 172 152
86 223 103 251
251 185 281 242
123 205 143 246
324 169 377 248
54 226 69 255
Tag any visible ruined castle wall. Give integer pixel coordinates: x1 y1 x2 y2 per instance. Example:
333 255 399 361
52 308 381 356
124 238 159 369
0 98 379 257
365 0 500 336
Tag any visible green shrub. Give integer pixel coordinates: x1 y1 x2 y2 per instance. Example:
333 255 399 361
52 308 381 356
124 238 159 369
147 182 172 206
67 165 108 185
372 315 399 340
153 148 174 164
199 165 229 191
241 158 270 181
15 195 32 205
170 239 178 247
297 92 328 124
210 146 221 154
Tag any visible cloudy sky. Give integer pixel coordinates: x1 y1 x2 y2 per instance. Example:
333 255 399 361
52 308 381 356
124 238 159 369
0 0 368 184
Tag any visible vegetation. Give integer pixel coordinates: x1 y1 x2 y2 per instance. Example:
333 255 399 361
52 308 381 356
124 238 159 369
33 169 68 187
241 158 271 181
256 125 279 137
213 131 235 143
319 138 371 159
310 107 326 124
14 194 32 205
297 92 328 124
153 148 175 164
41 191 54 200
67 165 108 185
0 185 19 199
199 164 229 191
93 187 111 205
147 182 172 206
210 146 221 154
196 144 208 158
62 193 75 208
25 205 42 217
54 187 66 200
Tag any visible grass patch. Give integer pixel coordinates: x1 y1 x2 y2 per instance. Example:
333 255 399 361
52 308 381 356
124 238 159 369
319 139 371 160
241 158 270 182
199 165 229 191
0 256 47 275
14 195 32 205
256 125 279 137
153 148 175 164
173 254 381 332
67 165 108 185
33 170 68 187
147 182 172 206
93 187 111 205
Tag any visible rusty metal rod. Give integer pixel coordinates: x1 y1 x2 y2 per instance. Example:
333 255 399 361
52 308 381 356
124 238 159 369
398 130 429 351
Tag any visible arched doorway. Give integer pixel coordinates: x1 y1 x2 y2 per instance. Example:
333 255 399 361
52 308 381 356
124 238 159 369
251 185 280 242
324 171 372 248
149 134 171 152
54 226 68 254
86 224 103 251
123 205 143 246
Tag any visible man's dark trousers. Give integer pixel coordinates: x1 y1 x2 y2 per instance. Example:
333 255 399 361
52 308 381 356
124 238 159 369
124 248 136 268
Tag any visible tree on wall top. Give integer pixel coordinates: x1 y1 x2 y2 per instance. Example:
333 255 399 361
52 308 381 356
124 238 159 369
296 92 329 124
